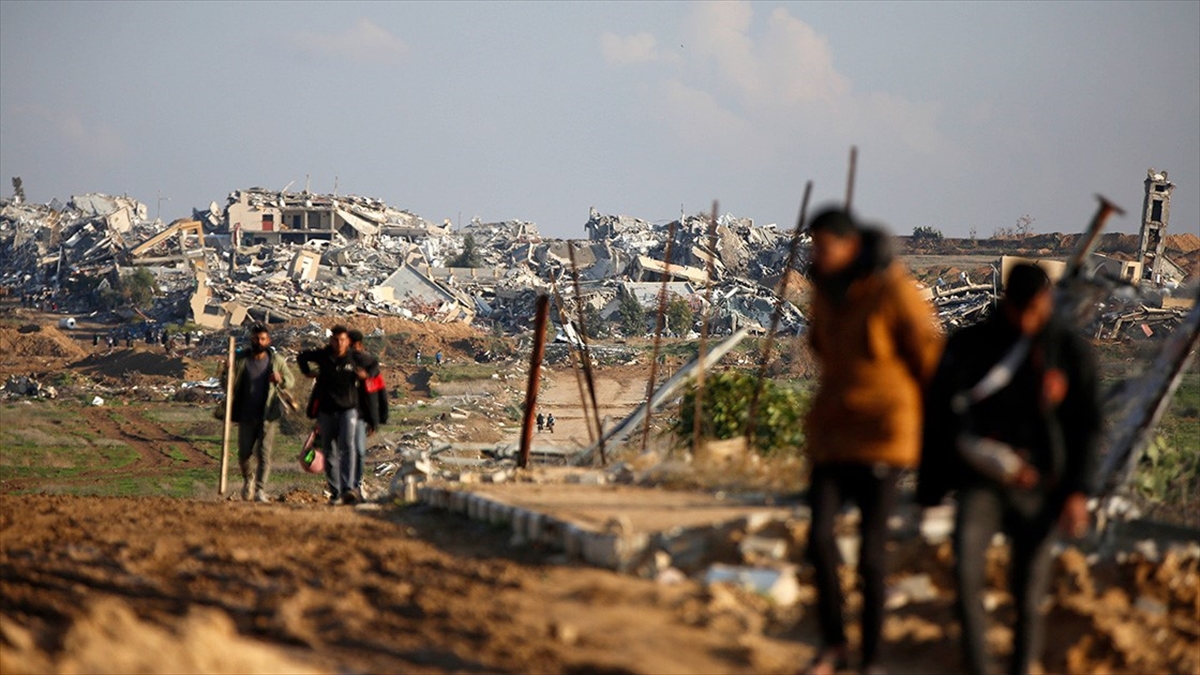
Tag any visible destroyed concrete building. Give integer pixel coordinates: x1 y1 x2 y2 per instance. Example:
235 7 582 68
5 167 1191 342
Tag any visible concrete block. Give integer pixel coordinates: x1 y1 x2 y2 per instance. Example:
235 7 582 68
704 564 802 606
564 525 584 559
739 535 788 562
582 533 620 569
527 513 545 543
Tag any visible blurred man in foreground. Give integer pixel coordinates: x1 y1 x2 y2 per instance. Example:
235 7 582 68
803 208 943 675
920 263 1100 675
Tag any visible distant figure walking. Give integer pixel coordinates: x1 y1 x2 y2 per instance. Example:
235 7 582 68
435 351 443 366
545 413 555 434
222 324 294 502
536 412 545 433
801 208 942 675
299 325 374 505
415 349 422 365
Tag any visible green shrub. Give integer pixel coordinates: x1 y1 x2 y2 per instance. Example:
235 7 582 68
670 370 809 457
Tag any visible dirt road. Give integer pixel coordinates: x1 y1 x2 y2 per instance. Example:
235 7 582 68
0 494 826 674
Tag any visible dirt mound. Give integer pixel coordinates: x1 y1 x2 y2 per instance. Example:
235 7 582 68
0 597 323 674
1165 232 1200 253
0 326 87 361
71 349 190 379
287 316 502 363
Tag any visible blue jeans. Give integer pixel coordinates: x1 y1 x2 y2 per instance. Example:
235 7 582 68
318 408 359 497
354 417 368 491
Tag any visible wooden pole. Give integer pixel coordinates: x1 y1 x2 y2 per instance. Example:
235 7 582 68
550 277 597 444
641 217 679 454
844 145 858 212
568 242 607 465
746 182 812 451
692 201 719 452
218 336 235 496
519 295 551 469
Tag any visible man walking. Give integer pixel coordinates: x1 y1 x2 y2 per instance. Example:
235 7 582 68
921 263 1100 675
298 325 373 505
223 324 294 502
802 208 943 675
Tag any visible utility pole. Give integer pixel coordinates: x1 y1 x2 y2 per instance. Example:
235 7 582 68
156 191 171 222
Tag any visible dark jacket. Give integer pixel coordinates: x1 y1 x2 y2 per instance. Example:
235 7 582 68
297 346 372 414
918 312 1101 506
354 350 383 430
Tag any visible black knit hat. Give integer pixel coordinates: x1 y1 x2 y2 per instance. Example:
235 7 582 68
807 208 857 237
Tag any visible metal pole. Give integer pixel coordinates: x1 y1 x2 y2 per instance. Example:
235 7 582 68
519 295 551 469
746 182 812 451
844 145 858 212
692 201 720 452
550 277 597 444
568 242 608 464
218 336 236 496
641 218 679 454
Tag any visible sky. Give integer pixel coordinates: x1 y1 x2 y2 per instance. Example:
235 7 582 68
1 1 1197 240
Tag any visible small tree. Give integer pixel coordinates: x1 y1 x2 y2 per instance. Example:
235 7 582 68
451 234 482 267
912 225 944 241
670 370 808 457
1014 214 1034 240
123 268 158 308
618 293 647 336
665 295 694 336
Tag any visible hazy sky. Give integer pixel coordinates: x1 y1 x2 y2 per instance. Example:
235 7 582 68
2 1 1197 239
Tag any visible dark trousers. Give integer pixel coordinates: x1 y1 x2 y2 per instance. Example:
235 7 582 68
954 485 1058 675
237 417 277 494
806 462 899 667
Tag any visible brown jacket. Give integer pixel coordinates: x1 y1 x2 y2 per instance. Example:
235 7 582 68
806 252 943 469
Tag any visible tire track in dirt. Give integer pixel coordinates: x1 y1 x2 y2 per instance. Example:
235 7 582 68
78 404 217 468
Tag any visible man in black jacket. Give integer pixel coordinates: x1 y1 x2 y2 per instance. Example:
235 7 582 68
298 325 373 505
921 264 1100 675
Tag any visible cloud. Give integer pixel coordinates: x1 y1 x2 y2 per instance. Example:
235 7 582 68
11 104 128 159
601 31 660 65
292 19 406 65
611 2 954 163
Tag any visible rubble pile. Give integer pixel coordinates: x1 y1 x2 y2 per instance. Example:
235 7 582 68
5 181 1194 342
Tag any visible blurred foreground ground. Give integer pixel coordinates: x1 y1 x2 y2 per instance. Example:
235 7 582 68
2 494 1197 675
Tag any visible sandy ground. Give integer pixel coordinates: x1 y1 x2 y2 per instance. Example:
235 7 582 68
3 306 1198 674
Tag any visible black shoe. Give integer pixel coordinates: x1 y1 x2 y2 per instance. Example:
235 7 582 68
342 489 361 505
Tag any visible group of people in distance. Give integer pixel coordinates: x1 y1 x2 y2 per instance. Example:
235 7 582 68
223 324 386 507
804 208 1098 675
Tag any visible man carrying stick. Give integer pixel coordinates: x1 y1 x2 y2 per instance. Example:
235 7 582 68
222 324 294 502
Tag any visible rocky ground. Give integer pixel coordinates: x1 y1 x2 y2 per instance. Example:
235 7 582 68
1 300 1199 674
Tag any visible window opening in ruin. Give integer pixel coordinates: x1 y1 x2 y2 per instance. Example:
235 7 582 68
1151 200 1163 222
1154 184 1167 192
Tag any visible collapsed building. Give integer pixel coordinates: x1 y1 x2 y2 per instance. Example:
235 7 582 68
1 168 1192 341
0 185 810 337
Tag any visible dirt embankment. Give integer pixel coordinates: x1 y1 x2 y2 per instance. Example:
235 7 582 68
0 326 88 361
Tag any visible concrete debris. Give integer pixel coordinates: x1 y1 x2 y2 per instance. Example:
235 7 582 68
4 172 1190 342
703 564 802 607
2 375 54 399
